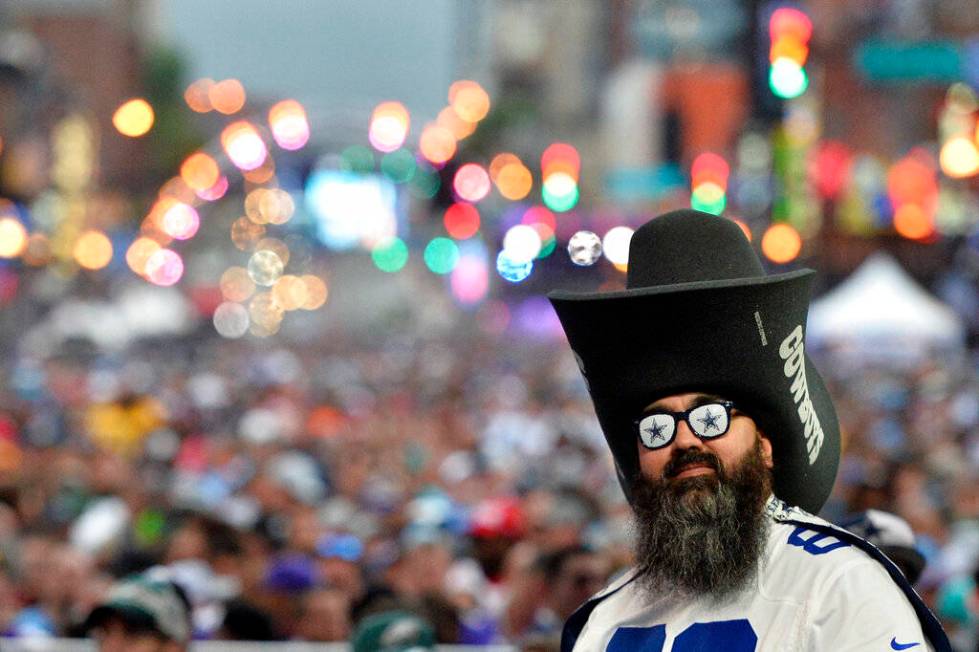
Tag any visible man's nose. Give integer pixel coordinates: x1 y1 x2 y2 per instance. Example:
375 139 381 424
672 418 704 449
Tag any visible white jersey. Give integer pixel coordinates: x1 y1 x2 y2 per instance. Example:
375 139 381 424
566 497 946 652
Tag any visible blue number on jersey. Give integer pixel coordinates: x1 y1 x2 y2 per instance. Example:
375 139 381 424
608 619 756 651
787 526 851 556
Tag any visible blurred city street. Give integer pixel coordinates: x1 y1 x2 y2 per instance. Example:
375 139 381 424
1 0 979 649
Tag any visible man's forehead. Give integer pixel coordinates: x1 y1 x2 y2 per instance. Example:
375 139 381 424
644 392 727 411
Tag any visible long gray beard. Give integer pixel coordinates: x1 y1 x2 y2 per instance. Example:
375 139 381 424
630 440 771 601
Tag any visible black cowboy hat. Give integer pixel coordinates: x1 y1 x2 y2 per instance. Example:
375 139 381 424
548 209 840 514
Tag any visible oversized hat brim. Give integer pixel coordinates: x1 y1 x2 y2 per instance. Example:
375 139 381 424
549 268 840 514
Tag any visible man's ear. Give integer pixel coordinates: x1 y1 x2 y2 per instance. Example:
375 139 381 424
759 432 774 469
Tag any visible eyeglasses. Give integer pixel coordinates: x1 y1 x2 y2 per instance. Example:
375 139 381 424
635 401 740 450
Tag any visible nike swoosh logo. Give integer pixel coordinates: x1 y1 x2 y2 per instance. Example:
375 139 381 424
891 638 920 650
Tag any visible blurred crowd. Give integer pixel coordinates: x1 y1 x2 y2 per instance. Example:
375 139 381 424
0 286 978 649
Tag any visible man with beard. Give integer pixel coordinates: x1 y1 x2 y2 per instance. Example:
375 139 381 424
549 210 950 651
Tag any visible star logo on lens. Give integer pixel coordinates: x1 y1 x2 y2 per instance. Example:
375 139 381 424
644 421 668 442
697 409 721 432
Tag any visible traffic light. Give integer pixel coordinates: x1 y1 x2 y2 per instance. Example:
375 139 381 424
768 6 812 99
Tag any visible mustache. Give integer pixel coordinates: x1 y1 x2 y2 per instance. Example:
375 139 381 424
664 449 721 479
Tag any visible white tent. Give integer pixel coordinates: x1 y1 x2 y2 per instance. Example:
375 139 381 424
807 252 965 359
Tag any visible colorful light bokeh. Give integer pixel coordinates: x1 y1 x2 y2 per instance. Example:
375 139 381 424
247 250 285 287
419 124 457 164
371 237 409 273
213 302 250 339
602 226 633 267
369 101 410 153
112 99 154 137
269 100 310 150
381 149 417 184
496 250 533 283
444 203 481 240
448 80 491 123
231 216 266 250
221 121 267 171
209 79 246 115
502 224 542 263
436 106 477 140
126 237 161 276
220 266 257 302
144 248 184 286
893 203 934 240
73 230 113 270
0 217 27 258
541 143 580 213
180 152 220 191
424 237 460 275
768 7 812 99
453 164 491 202
300 275 328 310
690 152 730 215
496 161 533 200
162 202 200 240
567 230 602 266
196 175 229 201
272 275 309 311
185 78 214 113
451 243 490 305
940 137 979 178
761 223 802 263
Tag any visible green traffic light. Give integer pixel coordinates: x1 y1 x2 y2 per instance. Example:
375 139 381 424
769 58 809 99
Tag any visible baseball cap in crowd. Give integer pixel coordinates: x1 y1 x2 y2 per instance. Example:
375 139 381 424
83 574 192 643
468 496 526 539
351 610 436 652
842 509 927 584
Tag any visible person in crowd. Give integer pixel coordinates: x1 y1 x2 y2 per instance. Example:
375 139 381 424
84 573 192 652
548 209 950 650
842 508 928 584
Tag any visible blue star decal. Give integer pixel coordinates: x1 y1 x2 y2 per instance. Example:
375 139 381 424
697 409 722 432
644 420 669 443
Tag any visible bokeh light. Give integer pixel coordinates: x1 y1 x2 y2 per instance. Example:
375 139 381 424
0 217 27 258
691 152 730 190
521 206 556 231
408 163 441 199
761 223 802 263
371 237 409 273
179 152 220 191
419 124 457 164
249 292 284 332
209 79 246 115
381 149 417 184
424 237 460 274
247 250 284 287
126 237 161 276
221 121 267 171
162 202 200 240
893 204 934 240
496 162 533 200
453 164 491 202
496 250 533 283
196 175 229 201
213 302 250 339
272 275 309 311
448 80 491 123
73 230 113 270
340 145 376 173
300 275 328 310
502 224 542 263
258 189 296 225
567 230 602 266
269 100 310 150
231 216 266 250
184 78 214 113
940 137 979 178
541 172 579 212
112 99 154 137
602 226 633 266
437 106 477 140
144 248 184 286
242 157 276 184
451 246 490 305
541 143 581 179
369 101 410 153
691 181 727 215
444 203 481 240
256 238 291 267
769 59 808 99
220 266 256 302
